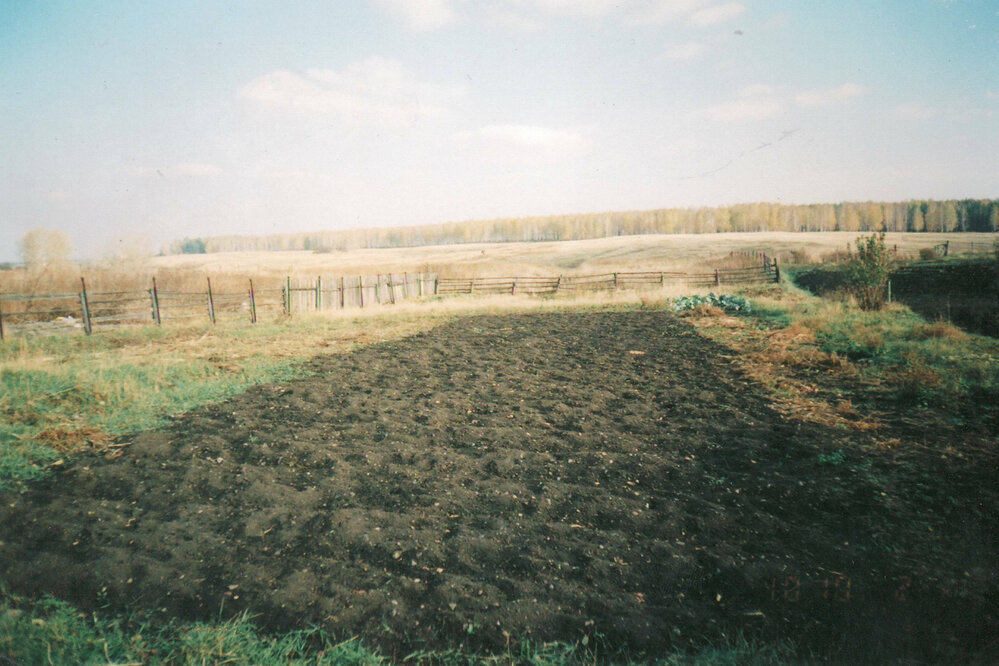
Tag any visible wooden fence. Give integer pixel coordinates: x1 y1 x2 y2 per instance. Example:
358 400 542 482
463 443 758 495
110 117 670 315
284 272 437 315
0 261 775 339
437 262 779 296
0 278 284 340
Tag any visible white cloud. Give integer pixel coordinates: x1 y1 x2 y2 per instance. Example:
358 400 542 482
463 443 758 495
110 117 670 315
688 2 745 26
794 82 865 107
705 82 864 122
240 57 460 127
707 97 783 121
370 0 459 31
457 124 590 158
663 41 706 61
479 0 736 29
509 0 622 19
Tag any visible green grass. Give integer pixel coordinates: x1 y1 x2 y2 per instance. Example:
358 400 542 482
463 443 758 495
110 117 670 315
0 588 804 665
744 278 999 417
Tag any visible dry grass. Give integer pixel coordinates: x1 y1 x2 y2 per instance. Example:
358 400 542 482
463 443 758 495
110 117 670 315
911 319 967 341
682 294 880 433
150 231 996 279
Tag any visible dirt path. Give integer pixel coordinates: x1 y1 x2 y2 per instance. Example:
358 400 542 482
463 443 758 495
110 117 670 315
1 310 995 659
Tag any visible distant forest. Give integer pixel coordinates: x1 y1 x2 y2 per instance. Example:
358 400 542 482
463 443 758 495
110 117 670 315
169 199 999 254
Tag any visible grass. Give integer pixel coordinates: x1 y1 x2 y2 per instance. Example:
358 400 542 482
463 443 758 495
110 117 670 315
0 588 803 665
683 279 999 437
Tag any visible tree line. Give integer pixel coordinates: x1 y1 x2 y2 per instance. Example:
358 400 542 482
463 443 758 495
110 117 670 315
168 199 999 255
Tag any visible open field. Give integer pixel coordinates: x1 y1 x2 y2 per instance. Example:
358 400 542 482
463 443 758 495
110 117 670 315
151 232 999 280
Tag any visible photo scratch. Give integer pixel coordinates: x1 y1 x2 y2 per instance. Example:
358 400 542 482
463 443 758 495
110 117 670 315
677 129 801 180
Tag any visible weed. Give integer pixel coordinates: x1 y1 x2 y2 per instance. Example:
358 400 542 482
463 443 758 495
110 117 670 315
843 233 895 311
817 450 846 466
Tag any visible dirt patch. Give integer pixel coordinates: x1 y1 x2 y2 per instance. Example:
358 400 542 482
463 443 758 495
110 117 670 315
0 310 996 660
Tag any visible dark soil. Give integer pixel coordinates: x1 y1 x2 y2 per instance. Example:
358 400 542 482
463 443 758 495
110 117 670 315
1 310 996 661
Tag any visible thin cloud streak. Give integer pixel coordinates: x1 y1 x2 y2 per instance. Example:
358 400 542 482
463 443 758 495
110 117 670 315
240 58 461 127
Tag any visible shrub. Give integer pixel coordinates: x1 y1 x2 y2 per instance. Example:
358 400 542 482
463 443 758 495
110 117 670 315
919 247 937 261
843 233 894 311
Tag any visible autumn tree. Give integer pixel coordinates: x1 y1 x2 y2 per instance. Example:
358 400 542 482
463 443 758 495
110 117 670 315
19 228 73 275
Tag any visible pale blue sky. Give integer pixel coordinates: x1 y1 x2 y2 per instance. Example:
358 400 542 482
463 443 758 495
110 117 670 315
1 0 996 260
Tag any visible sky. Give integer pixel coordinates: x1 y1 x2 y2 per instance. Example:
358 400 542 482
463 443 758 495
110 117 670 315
0 0 997 261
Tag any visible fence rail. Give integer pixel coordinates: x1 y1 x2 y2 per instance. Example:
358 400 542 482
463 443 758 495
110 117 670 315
438 263 779 295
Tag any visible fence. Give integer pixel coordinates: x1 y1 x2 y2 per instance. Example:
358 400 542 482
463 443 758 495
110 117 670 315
0 278 283 340
0 262 775 340
437 261 779 296
284 272 437 314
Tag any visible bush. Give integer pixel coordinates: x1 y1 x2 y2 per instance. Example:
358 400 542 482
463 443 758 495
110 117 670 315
844 233 894 311
919 247 937 261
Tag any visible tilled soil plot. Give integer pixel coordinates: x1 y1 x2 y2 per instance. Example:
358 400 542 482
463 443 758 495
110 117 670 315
1 310 996 659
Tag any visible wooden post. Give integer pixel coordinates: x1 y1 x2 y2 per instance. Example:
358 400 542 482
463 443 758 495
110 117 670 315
79 279 93 335
556 275 562 293
944 240 950 257
714 269 720 287
374 275 381 304
0 290 5 341
339 276 346 309
358 276 365 307
434 275 439 296
248 279 258 323
403 272 409 299
284 277 291 314
316 276 322 311
511 277 517 295
388 274 396 304
207 278 216 324
418 272 424 297
613 272 618 290
773 258 781 283
150 277 161 326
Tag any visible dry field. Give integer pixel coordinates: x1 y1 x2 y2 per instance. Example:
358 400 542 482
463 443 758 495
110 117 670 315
151 231 998 280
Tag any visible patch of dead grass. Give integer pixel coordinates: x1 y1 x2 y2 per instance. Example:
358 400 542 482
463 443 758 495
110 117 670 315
34 427 113 453
692 317 880 432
